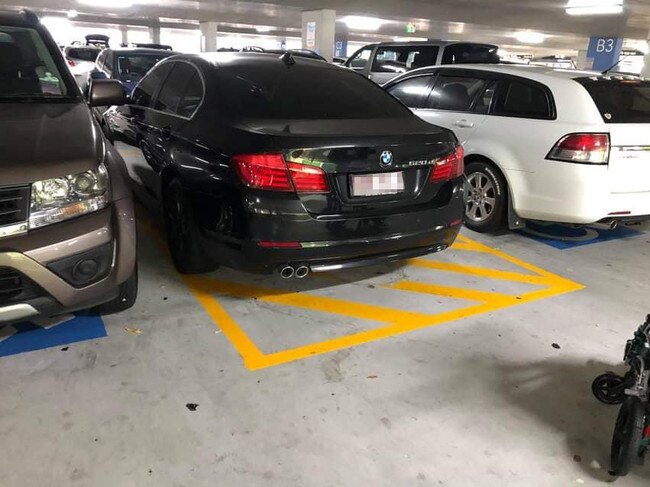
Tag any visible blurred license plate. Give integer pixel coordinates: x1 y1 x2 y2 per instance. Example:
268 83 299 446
351 172 405 197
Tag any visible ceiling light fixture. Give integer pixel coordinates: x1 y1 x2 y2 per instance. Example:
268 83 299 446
513 31 546 44
78 0 135 9
255 26 274 33
338 16 388 31
565 0 624 16
67 10 78 18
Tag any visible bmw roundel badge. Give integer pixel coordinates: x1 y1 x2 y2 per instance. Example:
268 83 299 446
380 150 394 167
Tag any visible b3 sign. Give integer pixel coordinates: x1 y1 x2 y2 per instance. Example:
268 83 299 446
587 36 623 72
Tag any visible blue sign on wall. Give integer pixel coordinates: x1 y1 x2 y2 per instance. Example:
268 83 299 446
334 40 348 58
587 36 624 72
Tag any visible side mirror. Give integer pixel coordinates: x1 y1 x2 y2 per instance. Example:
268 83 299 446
88 79 126 107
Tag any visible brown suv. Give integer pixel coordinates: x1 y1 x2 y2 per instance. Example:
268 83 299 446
0 10 137 324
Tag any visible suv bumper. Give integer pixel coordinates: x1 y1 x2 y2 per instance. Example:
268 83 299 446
0 197 136 324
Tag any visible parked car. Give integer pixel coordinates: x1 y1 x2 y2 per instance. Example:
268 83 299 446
0 10 137 325
345 41 499 84
89 47 178 95
63 45 101 87
103 52 465 276
384 64 650 232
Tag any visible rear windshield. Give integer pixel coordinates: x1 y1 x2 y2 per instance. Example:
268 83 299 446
65 46 100 62
0 25 75 100
578 78 650 123
117 54 169 81
216 63 412 120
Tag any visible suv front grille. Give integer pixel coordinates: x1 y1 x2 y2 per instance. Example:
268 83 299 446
0 186 30 227
0 267 43 307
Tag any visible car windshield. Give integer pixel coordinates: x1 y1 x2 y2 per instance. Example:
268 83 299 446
217 63 412 120
0 25 75 100
117 54 168 82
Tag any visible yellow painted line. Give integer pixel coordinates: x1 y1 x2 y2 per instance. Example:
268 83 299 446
387 281 519 305
407 259 547 285
143 221 585 370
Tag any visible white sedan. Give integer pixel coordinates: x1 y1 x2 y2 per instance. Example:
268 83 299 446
384 64 650 232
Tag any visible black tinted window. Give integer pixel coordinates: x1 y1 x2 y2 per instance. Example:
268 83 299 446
177 71 203 118
387 75 433 108
217 65 410 120
428 76 487 111
154 62 198 114
441 44 500 65
65 47 100 62
131 62 172 107
372 46 439 73
579 79 650 123
117 54 167 82
494 81 552 119
473 81 497 114
348 48 373 71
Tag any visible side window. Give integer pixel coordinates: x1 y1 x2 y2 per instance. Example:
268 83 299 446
427 75 487 111
154 62 202 116
493 80 553 119
104 51 114 76
96 51 106 71
372 46 439 74
347 48 373 71
387 75 434 108
177 70 204 118
130 62 173 108
441 44 500 65
472 81 497 114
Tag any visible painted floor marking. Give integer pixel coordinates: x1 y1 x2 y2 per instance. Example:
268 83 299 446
182 233 585 371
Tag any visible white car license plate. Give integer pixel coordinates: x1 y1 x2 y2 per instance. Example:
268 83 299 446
351 172 405 197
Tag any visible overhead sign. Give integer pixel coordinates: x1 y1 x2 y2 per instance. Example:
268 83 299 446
306 21 316 49
587 36 624 71
406 23 416 34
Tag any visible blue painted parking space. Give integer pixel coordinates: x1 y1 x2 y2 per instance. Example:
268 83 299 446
0 314 106 358
516 221 644 250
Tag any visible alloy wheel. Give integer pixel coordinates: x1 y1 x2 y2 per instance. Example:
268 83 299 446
466 172 496 222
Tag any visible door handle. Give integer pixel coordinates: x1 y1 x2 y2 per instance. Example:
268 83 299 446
453 119 475 128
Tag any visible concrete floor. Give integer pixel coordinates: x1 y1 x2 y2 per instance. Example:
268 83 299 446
2 220 650 487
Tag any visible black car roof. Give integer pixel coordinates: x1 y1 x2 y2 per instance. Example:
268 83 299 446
170 52 341 71
105 48 179 55
0 9 40 27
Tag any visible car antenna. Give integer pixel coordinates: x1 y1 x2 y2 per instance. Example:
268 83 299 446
280 52 296 66
602 53 630 75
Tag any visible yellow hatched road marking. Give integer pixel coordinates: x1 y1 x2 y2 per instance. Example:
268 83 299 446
178 235 585 371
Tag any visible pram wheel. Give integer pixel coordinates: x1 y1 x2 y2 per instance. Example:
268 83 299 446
610 397 645 476
592 373 627 405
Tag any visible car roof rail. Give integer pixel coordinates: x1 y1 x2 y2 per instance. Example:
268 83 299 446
19 9 39 25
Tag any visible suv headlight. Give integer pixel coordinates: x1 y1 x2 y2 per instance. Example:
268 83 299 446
29 164 109 229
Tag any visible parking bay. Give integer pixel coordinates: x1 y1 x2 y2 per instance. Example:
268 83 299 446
1 218 649 485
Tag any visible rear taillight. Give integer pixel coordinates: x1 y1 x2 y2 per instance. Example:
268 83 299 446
430 145 465 183
232 153 330 193
547 133 609 165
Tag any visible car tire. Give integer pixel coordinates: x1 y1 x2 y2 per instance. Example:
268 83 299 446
464 161 507 233
163 179 215 274
610 396 645 476
96 265 138 315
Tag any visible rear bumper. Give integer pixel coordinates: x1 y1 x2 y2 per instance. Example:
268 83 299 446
509 162 650 224
0 198 136 324
215 180 464 273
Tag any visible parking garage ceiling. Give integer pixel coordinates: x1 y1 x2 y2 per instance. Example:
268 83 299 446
4 0 650 52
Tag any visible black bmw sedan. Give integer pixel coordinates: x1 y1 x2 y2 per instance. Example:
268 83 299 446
104 52 465 276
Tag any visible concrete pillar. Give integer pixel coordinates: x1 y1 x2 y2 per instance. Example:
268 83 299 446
642 32 650 79
148 26 161 45
200 22 218 52
120 26 128 47
301 9 336 62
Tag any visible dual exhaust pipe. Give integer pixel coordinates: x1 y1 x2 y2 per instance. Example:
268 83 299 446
280 265 310 279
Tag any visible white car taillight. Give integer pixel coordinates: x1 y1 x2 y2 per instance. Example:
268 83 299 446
547 133 610 165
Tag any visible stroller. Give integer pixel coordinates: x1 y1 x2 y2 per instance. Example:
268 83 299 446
592 314 650 476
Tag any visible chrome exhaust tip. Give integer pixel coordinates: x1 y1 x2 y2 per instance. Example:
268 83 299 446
280 266 295 279
295 266 310 279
